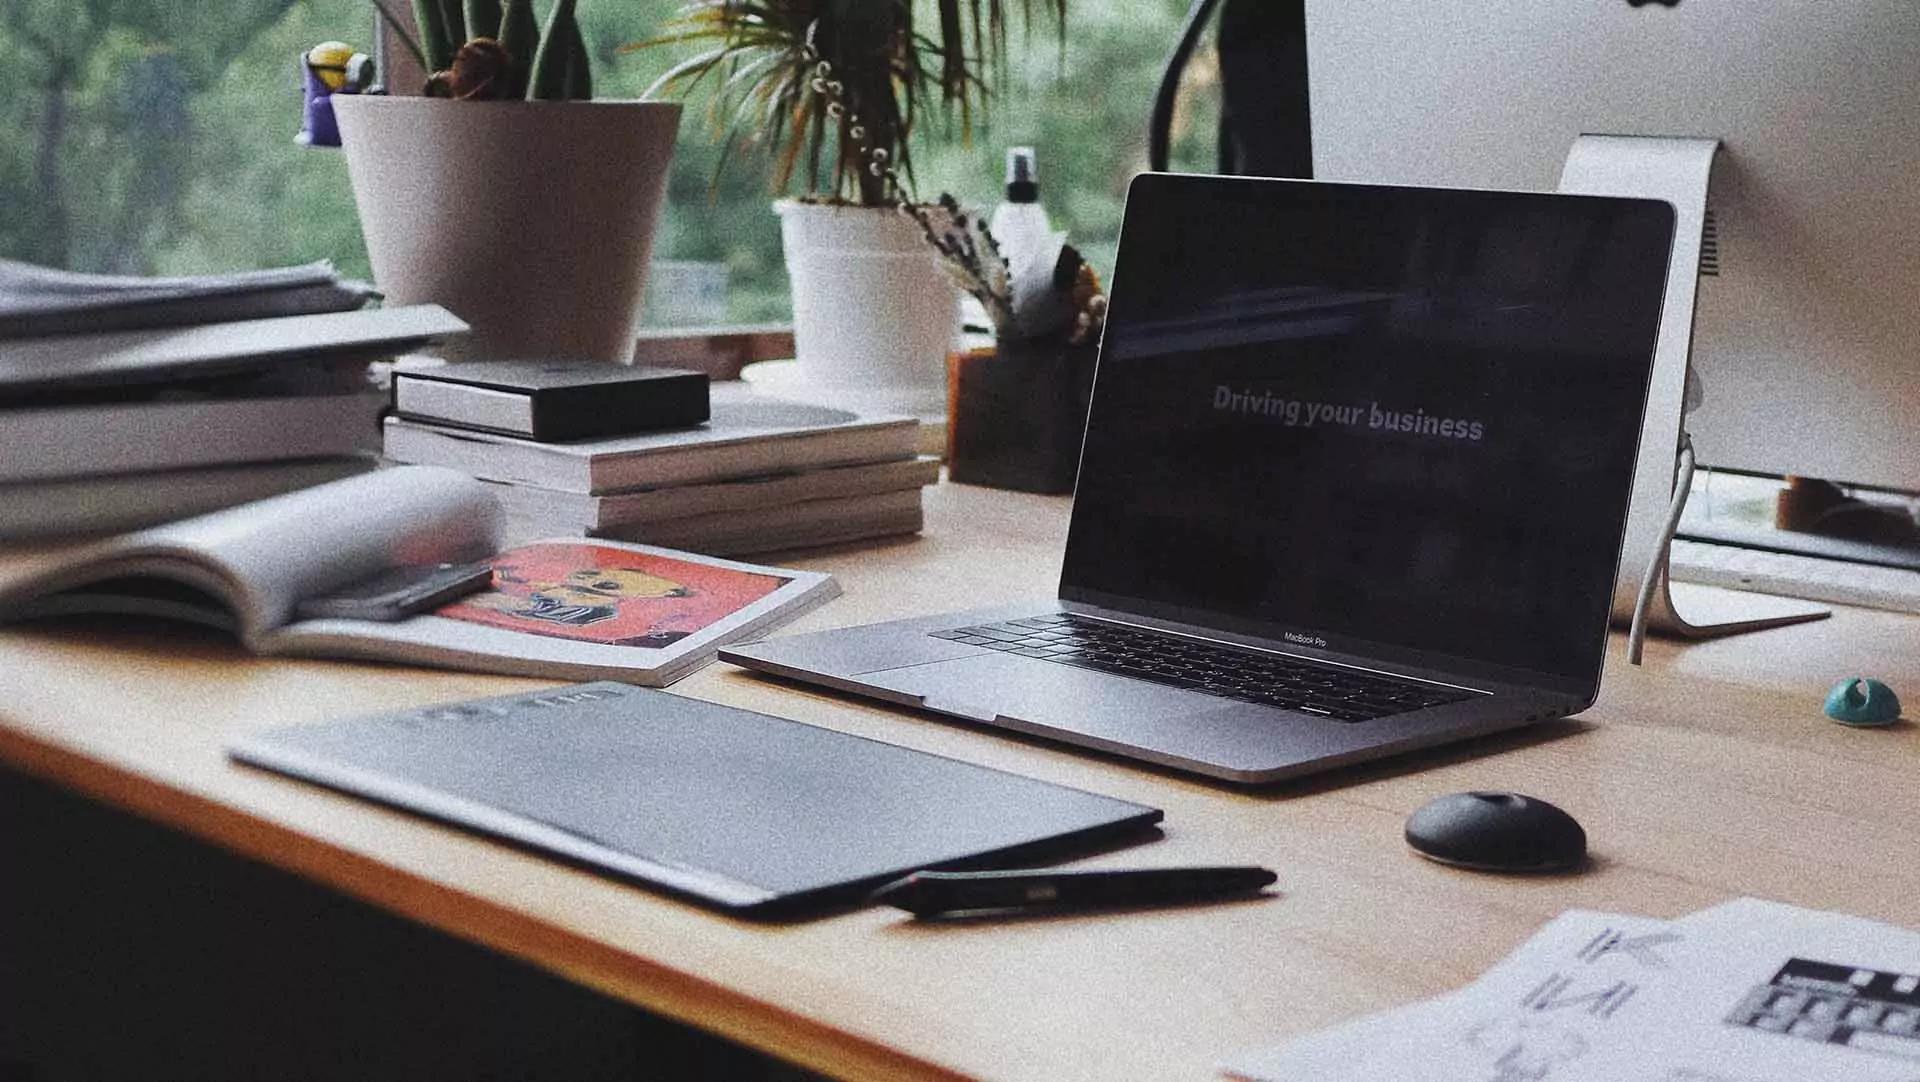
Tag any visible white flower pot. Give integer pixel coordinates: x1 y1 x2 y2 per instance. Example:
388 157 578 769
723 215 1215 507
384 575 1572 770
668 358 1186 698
334 96 680 363
776 200 960 394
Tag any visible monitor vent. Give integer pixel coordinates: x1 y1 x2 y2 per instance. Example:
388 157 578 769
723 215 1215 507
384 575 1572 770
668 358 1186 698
1698 208 1722 277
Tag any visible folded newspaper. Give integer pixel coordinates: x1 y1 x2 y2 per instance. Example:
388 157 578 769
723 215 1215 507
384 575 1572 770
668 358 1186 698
1224 898 1920 1082
0 258 377 338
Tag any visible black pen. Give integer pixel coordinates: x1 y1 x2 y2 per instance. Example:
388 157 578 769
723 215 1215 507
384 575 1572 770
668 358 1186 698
869 865 1278 918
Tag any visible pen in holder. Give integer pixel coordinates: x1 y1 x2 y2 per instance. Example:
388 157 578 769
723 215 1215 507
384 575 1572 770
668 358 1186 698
945 338 1098 494
908 191 1107 493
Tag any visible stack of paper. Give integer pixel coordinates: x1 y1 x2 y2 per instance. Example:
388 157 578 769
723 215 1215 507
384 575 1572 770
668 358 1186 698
1223 899 1920 1082
383 381 938 557
1 259 467 539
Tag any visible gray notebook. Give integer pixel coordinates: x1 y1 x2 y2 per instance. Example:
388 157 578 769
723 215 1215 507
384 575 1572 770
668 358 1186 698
228 682 1162 918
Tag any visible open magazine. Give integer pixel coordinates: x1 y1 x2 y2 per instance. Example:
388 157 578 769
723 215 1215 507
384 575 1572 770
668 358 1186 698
0 466 838 685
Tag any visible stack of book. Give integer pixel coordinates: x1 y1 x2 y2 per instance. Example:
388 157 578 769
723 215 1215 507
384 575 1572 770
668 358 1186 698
0 260 467 539
382 366 938 556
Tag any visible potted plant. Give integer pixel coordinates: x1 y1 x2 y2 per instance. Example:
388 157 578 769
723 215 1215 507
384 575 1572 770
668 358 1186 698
635 0 1065 399
332 1 682 363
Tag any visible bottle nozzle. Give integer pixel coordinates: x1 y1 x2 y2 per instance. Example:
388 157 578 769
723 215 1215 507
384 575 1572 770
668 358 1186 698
1005 146 1039 203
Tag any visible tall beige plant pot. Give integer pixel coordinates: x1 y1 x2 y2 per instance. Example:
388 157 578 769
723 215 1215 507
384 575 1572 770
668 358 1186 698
333 96 680 363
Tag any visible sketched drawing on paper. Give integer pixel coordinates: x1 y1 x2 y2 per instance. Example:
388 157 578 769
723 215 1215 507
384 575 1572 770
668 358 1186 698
1725 957 1920 1064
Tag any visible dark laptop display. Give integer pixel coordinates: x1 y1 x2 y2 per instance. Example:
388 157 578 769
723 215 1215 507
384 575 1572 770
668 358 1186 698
1063 175 1671 693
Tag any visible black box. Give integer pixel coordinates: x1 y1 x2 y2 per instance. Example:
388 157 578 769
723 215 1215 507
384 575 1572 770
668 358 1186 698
392 360 709 442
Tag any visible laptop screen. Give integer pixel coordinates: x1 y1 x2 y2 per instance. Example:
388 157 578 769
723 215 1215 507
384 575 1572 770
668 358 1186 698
1060 175 1671 687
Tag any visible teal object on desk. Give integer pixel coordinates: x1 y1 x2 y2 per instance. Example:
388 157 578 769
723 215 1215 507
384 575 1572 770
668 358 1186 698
1823 678 1903 727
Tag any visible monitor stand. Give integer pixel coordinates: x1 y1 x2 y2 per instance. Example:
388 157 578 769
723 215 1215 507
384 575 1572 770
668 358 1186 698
1557 134 1829 640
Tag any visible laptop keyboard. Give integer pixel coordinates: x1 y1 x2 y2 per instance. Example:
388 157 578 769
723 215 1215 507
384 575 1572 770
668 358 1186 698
929 613 1476 722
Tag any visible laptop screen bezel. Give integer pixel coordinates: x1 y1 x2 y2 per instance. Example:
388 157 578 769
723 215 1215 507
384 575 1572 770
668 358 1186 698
1056 173 1670 703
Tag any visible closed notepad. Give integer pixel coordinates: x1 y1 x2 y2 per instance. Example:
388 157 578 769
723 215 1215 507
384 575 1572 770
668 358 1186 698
228 682 1162 918
392 360 709 441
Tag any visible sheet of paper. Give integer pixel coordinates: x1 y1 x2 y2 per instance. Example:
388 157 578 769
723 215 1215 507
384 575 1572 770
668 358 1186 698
1222 900 1920 1082
1221 910 1695 1082
1578 899 1920 1082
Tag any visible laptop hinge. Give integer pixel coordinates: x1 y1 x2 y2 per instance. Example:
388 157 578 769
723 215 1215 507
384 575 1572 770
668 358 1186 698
1055 606 1492 696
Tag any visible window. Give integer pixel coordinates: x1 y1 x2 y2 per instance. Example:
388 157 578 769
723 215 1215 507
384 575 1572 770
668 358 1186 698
1 0 1222 326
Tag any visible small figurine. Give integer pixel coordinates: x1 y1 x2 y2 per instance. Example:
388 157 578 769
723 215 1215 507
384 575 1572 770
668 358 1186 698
296 40 375 148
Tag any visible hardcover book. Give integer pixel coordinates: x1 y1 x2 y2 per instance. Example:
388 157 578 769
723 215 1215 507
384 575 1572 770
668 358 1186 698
382 383 919 494
484 456 940 529
567 489 926 556
0 456 376 540
0 388 384 484
0 466 837 686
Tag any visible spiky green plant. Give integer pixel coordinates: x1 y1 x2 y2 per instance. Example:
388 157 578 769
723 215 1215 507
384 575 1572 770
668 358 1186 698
631 0 1066 206
370 0 592 100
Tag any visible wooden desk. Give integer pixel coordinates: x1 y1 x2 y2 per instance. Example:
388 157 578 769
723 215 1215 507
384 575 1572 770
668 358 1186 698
3 479 1917 1081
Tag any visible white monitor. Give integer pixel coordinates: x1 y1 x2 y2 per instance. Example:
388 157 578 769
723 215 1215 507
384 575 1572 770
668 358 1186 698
1304 1 1920 491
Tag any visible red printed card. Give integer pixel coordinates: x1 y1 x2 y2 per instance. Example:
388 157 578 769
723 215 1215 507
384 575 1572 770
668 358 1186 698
437 542 790 649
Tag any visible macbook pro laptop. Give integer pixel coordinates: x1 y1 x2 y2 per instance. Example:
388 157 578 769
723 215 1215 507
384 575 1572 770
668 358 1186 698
722 174 1675 783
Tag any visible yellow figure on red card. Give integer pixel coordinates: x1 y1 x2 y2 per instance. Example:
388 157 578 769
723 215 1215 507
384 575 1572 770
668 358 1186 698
471 565 691 628
439 542 787 649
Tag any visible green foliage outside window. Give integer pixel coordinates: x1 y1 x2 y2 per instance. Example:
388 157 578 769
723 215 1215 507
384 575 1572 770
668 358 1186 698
0 0 1220 324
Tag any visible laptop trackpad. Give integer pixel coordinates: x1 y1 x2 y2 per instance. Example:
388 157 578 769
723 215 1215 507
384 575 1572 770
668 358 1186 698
857 653 1310 766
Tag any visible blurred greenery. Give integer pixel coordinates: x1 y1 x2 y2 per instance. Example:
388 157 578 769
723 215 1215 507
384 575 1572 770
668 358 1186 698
0 0 1220 324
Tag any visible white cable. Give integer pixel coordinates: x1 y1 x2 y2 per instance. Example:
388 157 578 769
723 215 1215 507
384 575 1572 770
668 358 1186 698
1628 434 1697 665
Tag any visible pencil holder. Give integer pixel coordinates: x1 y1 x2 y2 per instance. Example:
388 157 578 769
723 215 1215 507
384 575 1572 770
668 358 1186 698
945 339 1098 494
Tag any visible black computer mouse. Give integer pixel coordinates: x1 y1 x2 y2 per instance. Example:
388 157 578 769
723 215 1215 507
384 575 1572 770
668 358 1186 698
1404 791 1587 873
